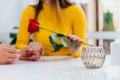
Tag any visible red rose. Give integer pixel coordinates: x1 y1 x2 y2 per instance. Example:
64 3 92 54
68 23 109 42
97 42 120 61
28 19 57 34
28 19 40 34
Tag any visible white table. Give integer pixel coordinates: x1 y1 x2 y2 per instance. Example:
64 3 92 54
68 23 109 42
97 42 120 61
0 55 120 80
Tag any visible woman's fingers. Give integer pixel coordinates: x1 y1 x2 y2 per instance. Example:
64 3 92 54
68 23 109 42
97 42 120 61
29 53 40 61
67 34 83 53
20 42 44 61
68 35 83 46
29 51 40 61
28 47 42 61
40 48 44 55
29 47 45 61
29 42 41 51
29 42 44 55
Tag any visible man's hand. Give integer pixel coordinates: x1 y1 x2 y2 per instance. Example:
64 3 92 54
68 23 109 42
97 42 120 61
0 43 20 64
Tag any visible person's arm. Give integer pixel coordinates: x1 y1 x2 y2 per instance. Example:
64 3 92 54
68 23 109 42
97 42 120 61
16 6 36 49
70 6 87 57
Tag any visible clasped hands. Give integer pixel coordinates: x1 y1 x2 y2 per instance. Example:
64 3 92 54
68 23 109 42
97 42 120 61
19 42 44 61
0 34 82 64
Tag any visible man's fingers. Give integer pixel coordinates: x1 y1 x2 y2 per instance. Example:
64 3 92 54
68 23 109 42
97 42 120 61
1 43 14 48
3 57 18 64
3 47 17 53
7 53 20 59
7 58 17 63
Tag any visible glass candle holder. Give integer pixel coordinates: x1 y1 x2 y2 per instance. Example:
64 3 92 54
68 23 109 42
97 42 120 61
81 46 106 69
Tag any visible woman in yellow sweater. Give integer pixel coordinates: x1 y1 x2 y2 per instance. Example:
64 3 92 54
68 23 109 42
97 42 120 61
16 0 87 61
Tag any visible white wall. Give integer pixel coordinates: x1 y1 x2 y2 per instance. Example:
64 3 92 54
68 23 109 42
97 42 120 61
0 0 35 44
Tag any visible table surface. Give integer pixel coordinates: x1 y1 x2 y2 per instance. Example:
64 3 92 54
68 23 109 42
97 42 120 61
0 55 120 80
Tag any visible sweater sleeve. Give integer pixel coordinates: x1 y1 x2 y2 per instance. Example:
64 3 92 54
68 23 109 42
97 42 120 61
16 6 35 49
71 6 87 57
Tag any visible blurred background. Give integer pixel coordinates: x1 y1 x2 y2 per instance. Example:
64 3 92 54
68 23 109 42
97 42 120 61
0 0 120 54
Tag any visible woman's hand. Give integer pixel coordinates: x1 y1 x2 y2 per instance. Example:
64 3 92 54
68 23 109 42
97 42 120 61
0 43 20 64
19 42 44 61
67 34 83 53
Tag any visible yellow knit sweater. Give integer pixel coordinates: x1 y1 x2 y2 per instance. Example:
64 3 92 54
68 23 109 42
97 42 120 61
16 4 87 57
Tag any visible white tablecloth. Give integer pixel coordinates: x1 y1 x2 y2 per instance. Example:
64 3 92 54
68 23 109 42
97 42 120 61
0 55 120 80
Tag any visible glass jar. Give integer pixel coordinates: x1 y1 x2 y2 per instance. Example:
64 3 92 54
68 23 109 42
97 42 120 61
81 46 106 69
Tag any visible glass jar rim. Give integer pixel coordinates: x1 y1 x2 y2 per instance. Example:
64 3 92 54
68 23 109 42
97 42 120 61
82 46 104 48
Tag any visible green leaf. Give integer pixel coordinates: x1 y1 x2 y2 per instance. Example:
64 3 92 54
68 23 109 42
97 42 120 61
10 37 17 45
10 33 17 38
49 36 63 52
9 33 17 45
71 41 77 49
49 33 68 52
49 33 78 52
61 38 68 47
51 33 65 40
